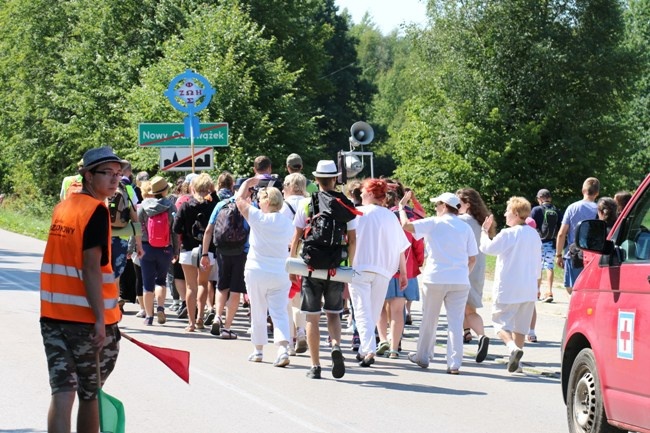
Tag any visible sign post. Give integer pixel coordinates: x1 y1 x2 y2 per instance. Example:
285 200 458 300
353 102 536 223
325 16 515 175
138 123 229 147
164 69 215 172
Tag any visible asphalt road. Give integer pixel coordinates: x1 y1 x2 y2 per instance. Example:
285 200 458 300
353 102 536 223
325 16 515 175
0 229 569 433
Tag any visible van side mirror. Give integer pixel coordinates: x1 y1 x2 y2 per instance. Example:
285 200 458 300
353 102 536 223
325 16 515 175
575 219 614 254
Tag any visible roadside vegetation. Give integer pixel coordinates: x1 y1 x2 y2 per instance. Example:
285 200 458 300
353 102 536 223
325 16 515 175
0 196 52 241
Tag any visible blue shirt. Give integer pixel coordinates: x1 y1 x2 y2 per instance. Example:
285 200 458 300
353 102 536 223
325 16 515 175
561 199 598 247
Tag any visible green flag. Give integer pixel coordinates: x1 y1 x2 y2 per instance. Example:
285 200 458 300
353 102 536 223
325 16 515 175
98 388 125 433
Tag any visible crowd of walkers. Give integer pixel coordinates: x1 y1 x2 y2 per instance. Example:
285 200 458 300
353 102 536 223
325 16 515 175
82 152 552 380
41 145 623 430
55 150 592 381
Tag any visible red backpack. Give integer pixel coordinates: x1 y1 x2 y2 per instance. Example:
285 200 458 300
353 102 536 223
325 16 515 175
147 211 170 247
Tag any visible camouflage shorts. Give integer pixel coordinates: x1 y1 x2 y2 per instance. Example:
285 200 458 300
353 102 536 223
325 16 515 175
41 322 120 400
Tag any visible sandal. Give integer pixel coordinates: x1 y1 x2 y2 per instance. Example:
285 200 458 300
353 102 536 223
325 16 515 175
376 341 390 356
539 293 554 303
248 352 263 363
220 329 238 340
184 325 196 332
463 328 473 344
196 318 205 330
387 350 399 359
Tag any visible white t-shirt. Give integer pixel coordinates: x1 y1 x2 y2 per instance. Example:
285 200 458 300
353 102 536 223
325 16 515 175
352 204 410 279
411 214 478 285
245 206 294 274
280 194 305 221
480 224 542 304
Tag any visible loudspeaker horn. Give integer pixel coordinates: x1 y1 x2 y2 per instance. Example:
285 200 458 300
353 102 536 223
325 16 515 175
349 121 374 147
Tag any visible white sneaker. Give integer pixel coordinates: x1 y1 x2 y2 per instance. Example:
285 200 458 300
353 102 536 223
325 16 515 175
287 346 297 356
295 329 308 353
408 352 429 369
135 310 146 318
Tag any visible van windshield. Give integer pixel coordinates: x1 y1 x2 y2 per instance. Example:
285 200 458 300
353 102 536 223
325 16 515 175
617 185 650 262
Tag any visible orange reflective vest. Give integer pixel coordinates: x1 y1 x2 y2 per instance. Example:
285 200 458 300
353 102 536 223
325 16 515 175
40 193 120 325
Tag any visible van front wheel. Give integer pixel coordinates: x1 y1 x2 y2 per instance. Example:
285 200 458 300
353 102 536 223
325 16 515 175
566 348 622 433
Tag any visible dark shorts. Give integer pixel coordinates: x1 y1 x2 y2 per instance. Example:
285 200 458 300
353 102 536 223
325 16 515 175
172 261 185 280
41 322 120 400
301 276 344 314
141 242 174 292
216 253 247 293
111 237 129 278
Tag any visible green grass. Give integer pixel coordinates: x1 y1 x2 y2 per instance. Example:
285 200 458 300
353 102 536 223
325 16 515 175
0 196 52 241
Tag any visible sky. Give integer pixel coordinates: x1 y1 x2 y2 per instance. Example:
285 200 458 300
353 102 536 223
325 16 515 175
334 0 428 34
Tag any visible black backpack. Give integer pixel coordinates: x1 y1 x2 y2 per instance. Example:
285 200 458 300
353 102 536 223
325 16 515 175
108 183 131 228
539 203 559 241
250 176 283 203
301 191 361 269
212 200 249 254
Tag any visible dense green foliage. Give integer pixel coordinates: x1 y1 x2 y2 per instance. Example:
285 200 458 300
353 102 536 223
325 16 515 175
0 0 368 198
0 0 647 222
379 0 642 215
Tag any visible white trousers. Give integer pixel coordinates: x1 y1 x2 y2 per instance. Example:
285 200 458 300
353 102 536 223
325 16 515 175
348 271 390 356
415 283 470 370
244 270 291 346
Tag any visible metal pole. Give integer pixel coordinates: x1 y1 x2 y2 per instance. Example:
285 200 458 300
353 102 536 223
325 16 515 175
190 120 195 173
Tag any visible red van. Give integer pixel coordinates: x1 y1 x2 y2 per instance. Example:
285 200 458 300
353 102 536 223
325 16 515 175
562 173 650 433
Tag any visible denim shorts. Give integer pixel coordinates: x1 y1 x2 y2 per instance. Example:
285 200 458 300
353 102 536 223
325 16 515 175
301 276 344 314
385 277 420 301
563 258 583 288
41 322 120 400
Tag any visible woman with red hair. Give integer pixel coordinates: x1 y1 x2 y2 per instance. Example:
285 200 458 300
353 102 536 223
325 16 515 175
349 178 410 367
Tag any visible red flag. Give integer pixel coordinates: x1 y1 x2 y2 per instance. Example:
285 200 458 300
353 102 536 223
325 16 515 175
121 332 190 383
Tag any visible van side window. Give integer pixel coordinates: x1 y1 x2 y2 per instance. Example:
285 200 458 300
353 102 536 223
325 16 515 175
618 187 650 262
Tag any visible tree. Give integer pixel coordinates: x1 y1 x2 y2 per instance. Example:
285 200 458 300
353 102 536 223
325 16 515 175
126 3 316 176
620 0 650 188
0 0 194 195
389 0 639 215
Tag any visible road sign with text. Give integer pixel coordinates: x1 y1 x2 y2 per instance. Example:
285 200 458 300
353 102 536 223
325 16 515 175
160 147 214 172
138 123 229 147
